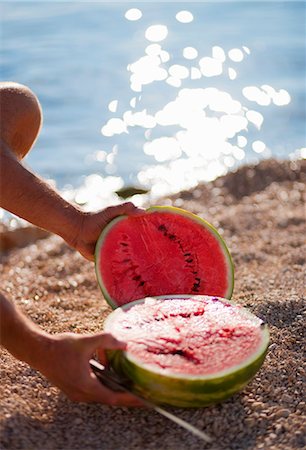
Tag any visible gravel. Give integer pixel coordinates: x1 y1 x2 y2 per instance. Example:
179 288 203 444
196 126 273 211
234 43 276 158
1 158 305 450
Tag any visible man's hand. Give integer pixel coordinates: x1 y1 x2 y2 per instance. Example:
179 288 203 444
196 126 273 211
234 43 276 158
0 294 141 406
0 142 144 260
69 202 144 261
36 332 141 406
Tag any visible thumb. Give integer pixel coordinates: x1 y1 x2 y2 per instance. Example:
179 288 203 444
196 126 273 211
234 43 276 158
84 332 127 352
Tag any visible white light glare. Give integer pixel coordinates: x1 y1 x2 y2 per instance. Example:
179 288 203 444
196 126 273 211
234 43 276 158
183 47 198 60
252 140 266 153
176 11 194 23
228 48 244 62
144 137 182 162
108 100 118 113
169 65 189 79
145 25 168 42
125 8 142 21
199 57 223 77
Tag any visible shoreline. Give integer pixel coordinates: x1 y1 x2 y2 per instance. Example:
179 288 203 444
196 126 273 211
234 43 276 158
1 157 304 253
1 157 305 450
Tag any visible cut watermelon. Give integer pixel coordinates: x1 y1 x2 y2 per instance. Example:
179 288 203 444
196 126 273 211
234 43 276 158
104 295 269 407
95 206 234 308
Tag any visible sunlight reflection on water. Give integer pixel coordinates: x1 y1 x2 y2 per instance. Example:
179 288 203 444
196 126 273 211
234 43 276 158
94 7 293 202
62 5 298 210
2 3 304 223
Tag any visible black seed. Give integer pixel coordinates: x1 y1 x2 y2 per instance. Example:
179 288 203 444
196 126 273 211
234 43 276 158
122 258 130 263
184 253 191 256
120 242 128 246
172 350 184 356
132 275 141 281
186 258 193 263
139 281 145 287
168 234 176 240
158 224 167 232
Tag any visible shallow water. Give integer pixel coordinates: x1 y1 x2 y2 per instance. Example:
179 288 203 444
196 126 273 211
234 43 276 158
1 1 305 208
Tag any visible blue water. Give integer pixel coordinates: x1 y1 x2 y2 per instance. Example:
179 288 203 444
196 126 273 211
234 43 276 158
1 1 305 199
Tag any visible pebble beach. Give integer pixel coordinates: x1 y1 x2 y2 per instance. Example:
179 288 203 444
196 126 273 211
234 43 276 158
1 158 305 450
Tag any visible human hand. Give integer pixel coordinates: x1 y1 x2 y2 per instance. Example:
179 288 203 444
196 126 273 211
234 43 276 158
68 202 144 261
36 332 142 406
1 293 141 406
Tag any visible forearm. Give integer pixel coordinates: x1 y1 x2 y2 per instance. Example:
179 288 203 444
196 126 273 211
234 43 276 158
0 141 82 244
0 292 52 369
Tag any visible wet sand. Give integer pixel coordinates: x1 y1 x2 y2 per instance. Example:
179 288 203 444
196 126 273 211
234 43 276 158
1 158 305 450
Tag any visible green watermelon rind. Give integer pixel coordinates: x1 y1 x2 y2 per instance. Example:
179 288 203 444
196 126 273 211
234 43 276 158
95 206 234 309
104 295 269 408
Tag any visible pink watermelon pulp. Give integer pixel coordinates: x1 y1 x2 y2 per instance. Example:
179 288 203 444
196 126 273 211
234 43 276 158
104 295 269 407
95 206 234 308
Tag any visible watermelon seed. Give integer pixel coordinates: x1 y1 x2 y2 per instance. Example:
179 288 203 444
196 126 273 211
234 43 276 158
132 275 141 281
158 224 167 232
173 350 184 356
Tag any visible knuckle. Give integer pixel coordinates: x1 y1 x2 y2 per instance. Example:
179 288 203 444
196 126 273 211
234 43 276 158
101 332 113 340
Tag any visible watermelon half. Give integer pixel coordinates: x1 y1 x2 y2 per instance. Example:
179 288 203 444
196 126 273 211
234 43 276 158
104 295 269 407
95 206 234 308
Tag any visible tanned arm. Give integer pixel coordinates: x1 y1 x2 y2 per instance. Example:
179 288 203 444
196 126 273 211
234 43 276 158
0 293 141 406
0 140 81 247
0 141 142 260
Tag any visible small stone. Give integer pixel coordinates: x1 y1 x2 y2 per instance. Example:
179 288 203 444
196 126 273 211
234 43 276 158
253 401 264 409
282 394 293 403
73 417 83 425
275 408 290 418
275 424 283 435
245 417 256 425
269 343 277 351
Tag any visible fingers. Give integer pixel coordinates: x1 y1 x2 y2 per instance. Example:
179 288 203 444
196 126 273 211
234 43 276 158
88 372 143 407
65 370 142 406
84 332 127 351
82 334 142 406
102 202 144 223
81 332 126 365
121 202 145 216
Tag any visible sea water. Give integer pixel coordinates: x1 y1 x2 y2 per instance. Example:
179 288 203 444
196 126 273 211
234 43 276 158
1 1 305 211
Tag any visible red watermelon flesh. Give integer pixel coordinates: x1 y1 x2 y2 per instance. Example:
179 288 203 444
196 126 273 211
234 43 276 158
95 207 234 308
107 296 265 376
